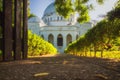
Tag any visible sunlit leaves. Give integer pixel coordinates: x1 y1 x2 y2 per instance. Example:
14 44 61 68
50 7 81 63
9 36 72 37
28 30 57 56
96 0 104 4
55 0 73 18
77 11 90 23
55 0 105 23
115 0 120 8
28 13 36 19
65 18 120 56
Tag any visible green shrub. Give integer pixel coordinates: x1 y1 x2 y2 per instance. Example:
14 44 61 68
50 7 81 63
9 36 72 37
28 30 57 56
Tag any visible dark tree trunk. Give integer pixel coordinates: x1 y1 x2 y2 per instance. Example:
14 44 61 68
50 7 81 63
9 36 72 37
3 0 13 61
22 0 28 59
90 48 92 57
14 0 22 60
101 49 104 58
1 0 28 61
94 46 97 57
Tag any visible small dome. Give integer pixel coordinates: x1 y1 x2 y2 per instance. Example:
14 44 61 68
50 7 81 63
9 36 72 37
44 2 56 16
28 17 40 23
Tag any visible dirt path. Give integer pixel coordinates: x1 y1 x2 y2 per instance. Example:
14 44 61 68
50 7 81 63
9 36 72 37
0 54 120 80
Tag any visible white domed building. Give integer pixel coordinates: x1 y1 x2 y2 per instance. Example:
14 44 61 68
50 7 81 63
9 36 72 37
28 2 93 53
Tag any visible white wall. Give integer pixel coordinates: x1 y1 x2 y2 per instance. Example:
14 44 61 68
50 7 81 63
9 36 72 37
40 26 78 53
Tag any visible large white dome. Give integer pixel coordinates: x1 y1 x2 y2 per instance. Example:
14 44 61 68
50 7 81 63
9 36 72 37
44 3 55 16
42 2 77 26
28 16 40 23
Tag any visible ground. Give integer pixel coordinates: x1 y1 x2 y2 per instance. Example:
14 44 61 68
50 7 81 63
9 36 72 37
0 54 120 80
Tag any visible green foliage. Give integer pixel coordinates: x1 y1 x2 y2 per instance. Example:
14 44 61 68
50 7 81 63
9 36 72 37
96 0 104 4
107 0 120 20
113 37 120 46
62 0 120 57
55 0 74 19
107 8 120 20
28 13 36 19
111 37 120 51
55 0 105 23
65 18 120 58
0 0 2 11
76 51 120 59
28 30 57 56
27 0 31 18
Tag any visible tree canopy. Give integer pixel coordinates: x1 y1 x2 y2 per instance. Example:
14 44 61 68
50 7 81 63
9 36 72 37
55 0 104 23
107 0 120 20
65 0 120 57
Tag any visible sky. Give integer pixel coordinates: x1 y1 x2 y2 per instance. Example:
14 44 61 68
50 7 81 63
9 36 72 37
30 0 118 21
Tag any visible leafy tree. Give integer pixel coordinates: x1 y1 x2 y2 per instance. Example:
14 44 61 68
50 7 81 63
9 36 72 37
65 19 120 57
55 0 104 23
112 37 120 50
107 0 120 20
28 13 36 19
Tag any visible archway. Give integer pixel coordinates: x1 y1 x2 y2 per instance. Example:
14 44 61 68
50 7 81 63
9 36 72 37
48 34 54 45
57 34 63 46
76 35 79 40
41 35 44 39
66 34 72 46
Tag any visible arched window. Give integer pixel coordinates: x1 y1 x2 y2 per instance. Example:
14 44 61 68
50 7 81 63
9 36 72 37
39 31 41 35
66 34 72 46
71 18 72 21
44 18 46 22
57 34 63 46
41 35 44 39
50 17 52 21
76 35 79 40
61 16 62 20
48 34 54 45
57 16 59 21
48 17 49 21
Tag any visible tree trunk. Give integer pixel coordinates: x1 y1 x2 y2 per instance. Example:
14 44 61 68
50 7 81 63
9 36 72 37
14 0 22 60
101 49 104 58
3 0 13 61
90 48 92 57
94 46 97 57
22 0 28 59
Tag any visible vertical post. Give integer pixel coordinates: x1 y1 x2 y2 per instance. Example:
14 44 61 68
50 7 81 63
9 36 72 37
3 0 13 61
14 0 22 60
0 0 3 58
22 0 28 59
0 6 2 50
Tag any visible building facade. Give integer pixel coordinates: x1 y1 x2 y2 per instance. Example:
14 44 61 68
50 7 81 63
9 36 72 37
28 3 93 53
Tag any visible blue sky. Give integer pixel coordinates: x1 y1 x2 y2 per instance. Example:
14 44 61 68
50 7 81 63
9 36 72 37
30 0 118 21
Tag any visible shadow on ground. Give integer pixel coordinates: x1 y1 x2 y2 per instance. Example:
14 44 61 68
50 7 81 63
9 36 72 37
0 54 120 80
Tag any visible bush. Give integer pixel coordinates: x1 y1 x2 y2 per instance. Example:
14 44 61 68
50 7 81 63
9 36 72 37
28 30 57 56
